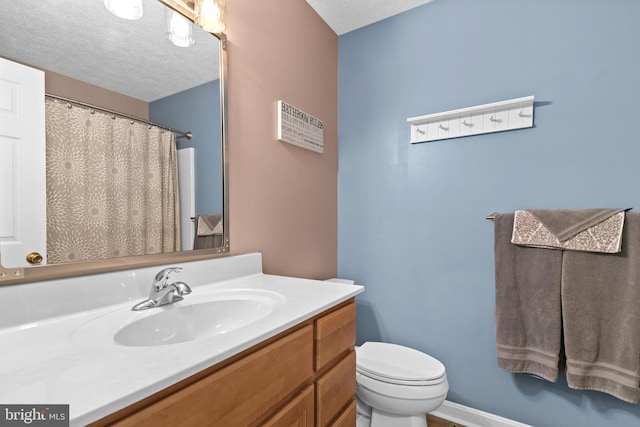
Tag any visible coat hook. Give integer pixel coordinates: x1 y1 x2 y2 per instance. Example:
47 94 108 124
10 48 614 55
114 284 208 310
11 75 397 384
462 120 473 127
518 110 525 117
439 124 448 131
416 127 425 135
489 115 501 123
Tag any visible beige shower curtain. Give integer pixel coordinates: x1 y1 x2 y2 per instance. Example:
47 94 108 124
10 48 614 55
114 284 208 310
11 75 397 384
45 99 180 265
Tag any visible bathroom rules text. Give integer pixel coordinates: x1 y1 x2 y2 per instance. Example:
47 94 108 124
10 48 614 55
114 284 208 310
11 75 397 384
277 100 324 154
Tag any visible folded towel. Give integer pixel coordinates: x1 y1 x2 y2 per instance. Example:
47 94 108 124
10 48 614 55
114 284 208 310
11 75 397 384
196 214 223 236
193 214 224 250
561 212 640 403
529 208 626 241
494 213 564 382
512 209 627 254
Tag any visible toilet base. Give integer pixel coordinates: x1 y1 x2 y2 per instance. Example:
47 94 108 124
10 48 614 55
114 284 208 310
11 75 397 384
356 408 431 427
370 409 427 427
356 412 371 427
356 395 372 427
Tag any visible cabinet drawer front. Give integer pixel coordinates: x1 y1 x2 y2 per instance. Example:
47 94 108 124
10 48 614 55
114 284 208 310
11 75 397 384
315 302 356 371
262 385 314 427
315 350 356 427
329 399 356 427
115 325 314 427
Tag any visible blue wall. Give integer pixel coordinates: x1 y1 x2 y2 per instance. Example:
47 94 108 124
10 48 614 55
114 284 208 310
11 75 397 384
337 1 640 426
150 80 222 215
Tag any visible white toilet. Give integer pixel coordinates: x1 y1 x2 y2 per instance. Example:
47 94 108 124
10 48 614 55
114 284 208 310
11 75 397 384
355 342 449 427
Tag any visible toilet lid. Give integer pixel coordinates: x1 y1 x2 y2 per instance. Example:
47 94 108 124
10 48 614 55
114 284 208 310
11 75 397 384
356 342 445 382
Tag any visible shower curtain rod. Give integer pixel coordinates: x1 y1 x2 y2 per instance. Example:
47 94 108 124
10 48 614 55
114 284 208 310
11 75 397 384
45 93 193 140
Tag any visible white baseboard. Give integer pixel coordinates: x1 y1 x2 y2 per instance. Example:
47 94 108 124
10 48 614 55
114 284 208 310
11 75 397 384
430 400 532 427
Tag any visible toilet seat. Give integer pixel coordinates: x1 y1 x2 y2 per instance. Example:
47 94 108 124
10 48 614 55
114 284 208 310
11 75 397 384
357 367 445 386
356 342 446 386
357 371 449 400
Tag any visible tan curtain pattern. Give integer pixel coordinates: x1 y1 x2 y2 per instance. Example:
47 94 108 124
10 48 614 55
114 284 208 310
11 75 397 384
45 99 180 265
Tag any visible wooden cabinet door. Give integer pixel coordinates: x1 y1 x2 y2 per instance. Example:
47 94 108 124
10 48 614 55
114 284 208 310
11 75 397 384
328 400 356 427
315 303 356 371
113 325 313 427
315 350 356 427
262 385 314 427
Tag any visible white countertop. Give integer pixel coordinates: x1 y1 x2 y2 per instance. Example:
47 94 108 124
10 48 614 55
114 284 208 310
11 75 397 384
0 254 363 426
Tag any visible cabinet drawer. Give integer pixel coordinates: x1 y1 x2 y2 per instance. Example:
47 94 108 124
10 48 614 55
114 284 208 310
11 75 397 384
315 302 356 371
329 399 356 427
315 350 356 427
262 385 314 427
113 325 314 426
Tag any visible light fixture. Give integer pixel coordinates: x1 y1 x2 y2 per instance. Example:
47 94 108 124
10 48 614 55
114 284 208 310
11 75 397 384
104 0 143 20
193 0 226 34
165 10 195 47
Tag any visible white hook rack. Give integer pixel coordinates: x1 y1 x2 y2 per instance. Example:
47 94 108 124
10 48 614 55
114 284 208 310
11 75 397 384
407 96 534 143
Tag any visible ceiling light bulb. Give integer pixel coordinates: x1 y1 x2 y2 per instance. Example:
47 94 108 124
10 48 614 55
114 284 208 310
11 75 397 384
166 10 195 47
194 0 226 34
104 0 143 20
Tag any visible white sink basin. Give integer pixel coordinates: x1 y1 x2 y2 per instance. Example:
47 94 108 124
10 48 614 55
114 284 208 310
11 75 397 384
116 298 277 346
73 289 286 348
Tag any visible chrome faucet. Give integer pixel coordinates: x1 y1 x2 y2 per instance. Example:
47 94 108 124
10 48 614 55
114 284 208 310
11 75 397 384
131 267 192 311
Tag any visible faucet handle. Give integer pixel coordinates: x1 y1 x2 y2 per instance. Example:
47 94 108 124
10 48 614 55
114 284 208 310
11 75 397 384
174 282 192 296
153 267 182 290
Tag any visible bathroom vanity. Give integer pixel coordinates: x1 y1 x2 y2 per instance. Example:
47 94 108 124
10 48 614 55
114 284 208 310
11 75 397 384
94 301 357 426
0 253 363 426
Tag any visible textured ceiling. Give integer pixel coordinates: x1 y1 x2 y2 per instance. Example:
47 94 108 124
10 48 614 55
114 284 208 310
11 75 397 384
306 0 434 35
0 0 431 102
0 0 220 102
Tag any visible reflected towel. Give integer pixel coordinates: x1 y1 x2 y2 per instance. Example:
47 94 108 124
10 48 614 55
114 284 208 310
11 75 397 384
196 214 223 236
193 214 223 250
512 209 627 253
494 213 563 382
562 212 640 403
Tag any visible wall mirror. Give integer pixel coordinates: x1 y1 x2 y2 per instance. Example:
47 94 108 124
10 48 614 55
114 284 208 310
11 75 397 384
0 0 228 284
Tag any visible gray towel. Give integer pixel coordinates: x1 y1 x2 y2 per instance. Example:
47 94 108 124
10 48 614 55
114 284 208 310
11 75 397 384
494 213 564 382
562 212 640 403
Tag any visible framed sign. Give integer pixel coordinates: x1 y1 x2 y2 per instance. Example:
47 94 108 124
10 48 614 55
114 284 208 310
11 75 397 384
277 100 324 153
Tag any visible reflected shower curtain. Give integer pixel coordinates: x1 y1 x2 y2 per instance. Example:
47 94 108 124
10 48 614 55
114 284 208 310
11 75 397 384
45 99 180 264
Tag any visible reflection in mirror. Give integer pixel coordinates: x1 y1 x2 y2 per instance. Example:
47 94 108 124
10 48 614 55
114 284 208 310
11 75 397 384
0 0 228 276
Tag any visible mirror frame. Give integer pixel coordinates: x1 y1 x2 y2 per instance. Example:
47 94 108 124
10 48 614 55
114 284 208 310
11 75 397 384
0 0 229 286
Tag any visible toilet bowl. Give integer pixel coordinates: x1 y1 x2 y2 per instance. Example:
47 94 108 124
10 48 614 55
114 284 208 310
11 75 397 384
355 342 448 427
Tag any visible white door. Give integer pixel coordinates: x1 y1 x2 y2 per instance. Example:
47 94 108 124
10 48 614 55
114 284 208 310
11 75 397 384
0 57 47 267
177 147 195 251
